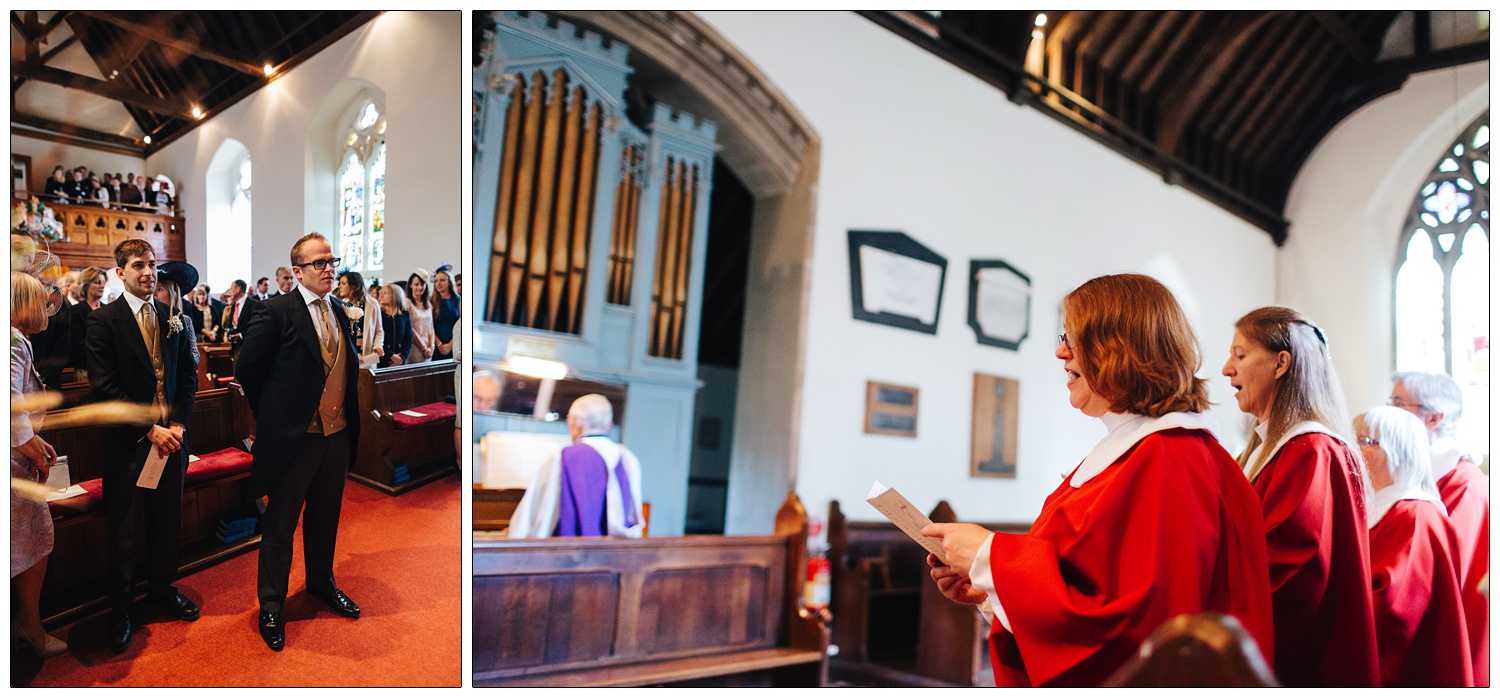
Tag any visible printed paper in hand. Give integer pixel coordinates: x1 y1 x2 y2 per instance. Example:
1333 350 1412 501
44 455 70 491
866 480 947 563
136 447 169 490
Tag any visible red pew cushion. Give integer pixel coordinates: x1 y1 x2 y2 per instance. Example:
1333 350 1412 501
390 401 457 430
186 448 253 486
47 478 105 519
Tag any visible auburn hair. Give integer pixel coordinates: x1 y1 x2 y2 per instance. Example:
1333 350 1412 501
1063 273 1210 417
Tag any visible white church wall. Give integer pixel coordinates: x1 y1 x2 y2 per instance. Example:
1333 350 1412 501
702 11 1278 529
147 11 461 288
1281 62 1488 422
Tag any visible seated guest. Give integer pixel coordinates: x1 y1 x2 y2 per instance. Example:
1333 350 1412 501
10 270 68 659
119 174 141 208
1357 406 1472 687
337 271 384 369
131 175 151 207
431 266 459 361
67 266 108 377
92 175 110 208
509 394 646 539
924 274 1274 687
63 167 90 202
1390 371 1488 684
43 166 66 197
405 269 436 364
378 284 411 368
1223 307 1379 685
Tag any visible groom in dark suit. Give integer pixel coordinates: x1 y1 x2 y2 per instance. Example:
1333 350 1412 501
85 238 200 653
235 232 362 651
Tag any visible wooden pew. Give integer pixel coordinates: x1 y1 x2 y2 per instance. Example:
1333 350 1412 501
826 499 1029 687
38 385 259 627
1103 612 1278 687
473 494 830 687
352 359 459 495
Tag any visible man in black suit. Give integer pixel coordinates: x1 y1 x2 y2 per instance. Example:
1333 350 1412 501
221 279 261 354
236 232 362 652
254 277 271 300
273 265 296 296
85 239 200 653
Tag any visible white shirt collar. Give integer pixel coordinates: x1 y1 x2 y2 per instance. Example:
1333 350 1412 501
296 283 332 307
1429 435 1462 483
1069 411 1221 487
1368 484 1445 529
1243 420 1343 483
121 289 152 315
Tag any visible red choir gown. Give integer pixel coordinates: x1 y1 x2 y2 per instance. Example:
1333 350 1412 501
1369 497 1473 686
1251 431 1380 686
985 428 1276 687
1438 457 1489 686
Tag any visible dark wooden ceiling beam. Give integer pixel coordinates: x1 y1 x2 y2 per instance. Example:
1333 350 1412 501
1311 11 1371 62
77 11 265 76
1209 17 1314 144
1098 11 1155 72
38 10 71 40
1240 43 1341 166
1140 12 1212 95
1224 35 1335 155
1121 11 1182 84
11 60 197 121
11 11 28 38
12 112 146 153
39 34 77 65
19 11 41 63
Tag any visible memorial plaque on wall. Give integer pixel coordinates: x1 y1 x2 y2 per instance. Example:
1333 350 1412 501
865 381 919 438
847 230 947 335
971 373 1019 478
967 260 1031 350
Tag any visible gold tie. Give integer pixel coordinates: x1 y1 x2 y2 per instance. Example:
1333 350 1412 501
137 302 158 357
315 299 337 362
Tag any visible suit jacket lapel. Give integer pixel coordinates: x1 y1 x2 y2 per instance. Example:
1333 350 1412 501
112 297 154 371
287 296 324 363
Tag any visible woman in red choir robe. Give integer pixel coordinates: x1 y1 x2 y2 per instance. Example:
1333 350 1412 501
1355 406 1472 686
924 274 1276 687
1391 371 1489 685
1222 307 1380 686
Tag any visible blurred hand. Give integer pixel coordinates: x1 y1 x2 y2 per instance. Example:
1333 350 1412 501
927 553 987 605
146 424 182 458
17 436 56 478
921 522 992 574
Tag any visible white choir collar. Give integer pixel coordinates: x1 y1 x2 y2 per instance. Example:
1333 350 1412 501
1367 484 1445 529
1069 411 1220 488
1429 435 1462 483
1243 420 1345 484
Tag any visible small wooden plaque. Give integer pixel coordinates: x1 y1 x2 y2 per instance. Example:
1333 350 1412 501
971 373 1019 478
865 381 919 437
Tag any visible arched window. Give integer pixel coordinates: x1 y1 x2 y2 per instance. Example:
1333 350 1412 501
206 140 251 293
337 95 387 280
1395 111 1488 453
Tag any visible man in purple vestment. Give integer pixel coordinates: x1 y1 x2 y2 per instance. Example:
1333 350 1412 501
508 394 645 538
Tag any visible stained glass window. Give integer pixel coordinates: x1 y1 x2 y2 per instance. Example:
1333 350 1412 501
1395 111 1488 457
335 97 386 277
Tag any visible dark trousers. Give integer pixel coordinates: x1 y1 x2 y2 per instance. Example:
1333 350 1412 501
257 429 350 613
104 440 186 614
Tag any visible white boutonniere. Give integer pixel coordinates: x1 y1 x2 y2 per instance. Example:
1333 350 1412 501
345 305 364 321
167 314 185 337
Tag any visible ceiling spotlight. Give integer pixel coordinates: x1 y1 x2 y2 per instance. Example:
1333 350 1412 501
143 135 152 144
1035 13 1048 27
191 106 203 119
110 70 119 78
263 63 275 76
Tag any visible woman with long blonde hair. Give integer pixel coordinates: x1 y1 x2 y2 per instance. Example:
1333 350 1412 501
1222 306 1378 686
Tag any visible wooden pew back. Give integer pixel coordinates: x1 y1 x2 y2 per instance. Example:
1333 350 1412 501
1103 612 1278 687
473 494 827 687
41 386 251 483
358 359 457 415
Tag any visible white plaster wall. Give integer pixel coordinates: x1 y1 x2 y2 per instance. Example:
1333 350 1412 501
11 134 146 193
145 11 462 285
702 11 1278 527
1281 62 1488 418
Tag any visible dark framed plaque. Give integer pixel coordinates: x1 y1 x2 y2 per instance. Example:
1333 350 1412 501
865 381 919 438
966 259 1031 350
848 230 947 335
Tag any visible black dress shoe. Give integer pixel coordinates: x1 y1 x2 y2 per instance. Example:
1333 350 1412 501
310 589 360 618
107 613 133 654
258 612 284 652
150 592 200 622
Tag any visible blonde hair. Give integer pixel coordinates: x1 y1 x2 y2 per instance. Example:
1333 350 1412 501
1233 307 1358 477
79 267 108 301
381 283 409 315
11 272 49 334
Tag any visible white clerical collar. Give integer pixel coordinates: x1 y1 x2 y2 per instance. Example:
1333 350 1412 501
1429 436 1462 483
296 283 332 307
1070 411 1220 487
1243 420 1343 483
121 289 152 315
1368 484 1445 529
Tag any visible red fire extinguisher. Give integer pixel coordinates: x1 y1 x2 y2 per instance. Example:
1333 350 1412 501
804 517 831 611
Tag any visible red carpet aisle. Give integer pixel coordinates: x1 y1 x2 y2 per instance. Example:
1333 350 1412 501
14 474 462 687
